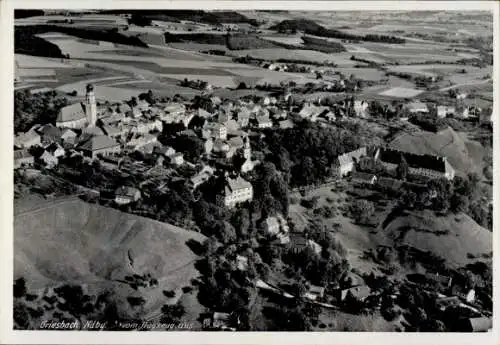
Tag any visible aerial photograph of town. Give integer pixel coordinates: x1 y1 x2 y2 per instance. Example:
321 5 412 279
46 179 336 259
12 8 493 333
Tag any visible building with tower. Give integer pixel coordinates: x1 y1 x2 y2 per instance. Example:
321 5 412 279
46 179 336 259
56 84 98 129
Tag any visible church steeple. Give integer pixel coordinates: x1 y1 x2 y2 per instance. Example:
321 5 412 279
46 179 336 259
243 136 251 160
85 83 97 127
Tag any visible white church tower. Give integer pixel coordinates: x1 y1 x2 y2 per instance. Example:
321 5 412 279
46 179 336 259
85 83 97 127
243 136 251 160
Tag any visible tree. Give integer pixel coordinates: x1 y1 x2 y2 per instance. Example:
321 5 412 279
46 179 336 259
160 303 185 324
396 154 409 180
14 277 27 298
350 199 375 224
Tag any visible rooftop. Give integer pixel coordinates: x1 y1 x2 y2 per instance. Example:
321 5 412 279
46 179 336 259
78 135 119 152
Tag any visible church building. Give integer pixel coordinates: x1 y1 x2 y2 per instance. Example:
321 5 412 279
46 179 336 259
56 84 98 129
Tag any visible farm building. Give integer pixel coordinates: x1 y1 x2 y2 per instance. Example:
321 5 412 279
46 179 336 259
216 174 253 208
115 186 141 205
374 148 455 180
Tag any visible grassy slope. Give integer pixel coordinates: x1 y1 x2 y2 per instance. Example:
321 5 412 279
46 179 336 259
389 126 482 176
14 197 206 317
383 210 491 267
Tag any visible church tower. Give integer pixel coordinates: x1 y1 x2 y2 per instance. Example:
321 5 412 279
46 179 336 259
243 136 251 160
85 83 97 127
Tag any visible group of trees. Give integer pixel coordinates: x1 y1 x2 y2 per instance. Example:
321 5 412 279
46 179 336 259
14 90 68 133
259 123 364 187
179 78 209 90
16 26 148 55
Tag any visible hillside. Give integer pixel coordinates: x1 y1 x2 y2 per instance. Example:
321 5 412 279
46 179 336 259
384 210 491 267
14 197 206 319
389 126 482 176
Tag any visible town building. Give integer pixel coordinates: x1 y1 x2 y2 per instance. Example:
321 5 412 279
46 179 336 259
305 285 325 301
374 148 455 180
340 285 371 302
437 105 456 118
351 172 377 185
14 149 34 168
237 108 250 127
56 84 97 128
77 135 121 159
61 129 77 145
354 100 369 117
115 186 141 205
264 216 280 235
37 124 62 146
45 142 66 158
333 147 367 177
216 175 253 208
279 119 294 129
458 317 492 332
14 128 41 149
38 150 58 168
205 123 227 140
256 114 272 128
236 255 249 271
189 165 214 189
406 101 429 114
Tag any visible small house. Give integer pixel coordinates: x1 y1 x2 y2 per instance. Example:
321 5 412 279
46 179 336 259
305 285 325 300
236 255 248 271
38 151 58 168
169 152 184 166
115 186 141 205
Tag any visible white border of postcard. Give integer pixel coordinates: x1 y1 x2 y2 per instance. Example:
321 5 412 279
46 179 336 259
1 1 498 344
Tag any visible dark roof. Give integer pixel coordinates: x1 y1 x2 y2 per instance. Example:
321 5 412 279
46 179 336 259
378 148 447 172
377 177 403 191
38 124 62 138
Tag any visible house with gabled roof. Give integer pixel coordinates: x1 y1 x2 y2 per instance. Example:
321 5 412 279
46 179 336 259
351 172 377 185
38 150 58 168
115 186 141 205
77 135 121 159
333 147 367 177
216 174 253 208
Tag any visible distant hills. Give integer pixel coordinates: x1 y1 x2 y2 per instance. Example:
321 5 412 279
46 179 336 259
270 18 406 44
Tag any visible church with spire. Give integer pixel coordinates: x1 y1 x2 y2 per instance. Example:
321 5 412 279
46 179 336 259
56 83 98 129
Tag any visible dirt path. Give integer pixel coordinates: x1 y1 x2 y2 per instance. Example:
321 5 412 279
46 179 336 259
439 78 491 92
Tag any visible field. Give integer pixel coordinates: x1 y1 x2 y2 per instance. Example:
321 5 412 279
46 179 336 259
14 197 205 317
379 87 423 98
